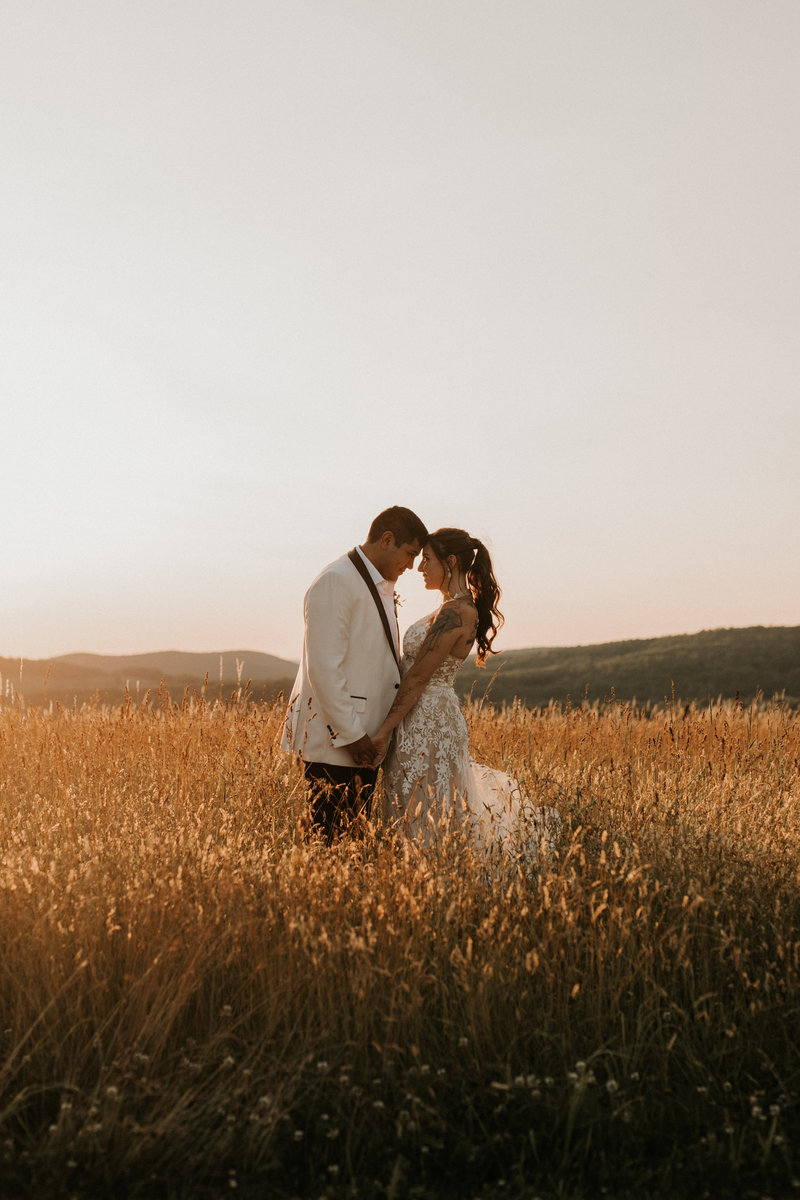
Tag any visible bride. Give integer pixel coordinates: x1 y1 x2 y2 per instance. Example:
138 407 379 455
370 528 559 853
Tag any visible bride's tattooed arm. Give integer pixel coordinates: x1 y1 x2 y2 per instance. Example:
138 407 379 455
417 607 463 657
369 603 474 764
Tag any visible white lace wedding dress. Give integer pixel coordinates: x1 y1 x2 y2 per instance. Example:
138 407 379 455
382 612 560 855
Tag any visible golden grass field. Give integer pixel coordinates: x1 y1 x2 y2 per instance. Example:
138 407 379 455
1 690 799 1198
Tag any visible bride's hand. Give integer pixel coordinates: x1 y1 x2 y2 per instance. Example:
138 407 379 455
370 730 390 766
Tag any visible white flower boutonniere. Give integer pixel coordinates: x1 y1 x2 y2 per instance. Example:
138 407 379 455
393 590 403 617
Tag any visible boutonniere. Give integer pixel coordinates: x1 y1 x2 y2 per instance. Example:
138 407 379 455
393 590 403 617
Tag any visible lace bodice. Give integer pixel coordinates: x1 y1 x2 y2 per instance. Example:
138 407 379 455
383 610 471 822
401 612 465 690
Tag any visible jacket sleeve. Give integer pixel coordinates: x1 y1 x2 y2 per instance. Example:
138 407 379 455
304 570 366 748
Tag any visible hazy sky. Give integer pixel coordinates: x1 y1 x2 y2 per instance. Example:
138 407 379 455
3 0 798 663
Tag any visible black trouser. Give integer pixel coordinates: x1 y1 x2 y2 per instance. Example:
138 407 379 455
303 761 379 844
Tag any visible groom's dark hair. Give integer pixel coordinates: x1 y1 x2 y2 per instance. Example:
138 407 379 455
367 506 428 547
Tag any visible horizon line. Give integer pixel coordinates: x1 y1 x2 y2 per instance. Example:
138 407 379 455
1 621 796 666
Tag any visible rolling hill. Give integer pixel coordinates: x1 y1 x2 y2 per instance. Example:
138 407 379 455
0 650 298 708
2 625 797 711
455 624 800 710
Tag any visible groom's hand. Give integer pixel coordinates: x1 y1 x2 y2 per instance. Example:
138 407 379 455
348 734 377 767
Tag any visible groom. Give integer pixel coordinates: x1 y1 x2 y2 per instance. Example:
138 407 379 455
281 506 428 842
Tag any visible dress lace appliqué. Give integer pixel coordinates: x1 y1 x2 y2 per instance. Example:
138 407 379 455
383 611 560 854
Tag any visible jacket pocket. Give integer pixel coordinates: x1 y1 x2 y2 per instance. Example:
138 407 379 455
349 695 367 714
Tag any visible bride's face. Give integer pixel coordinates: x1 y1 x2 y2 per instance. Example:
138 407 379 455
418 545 446 591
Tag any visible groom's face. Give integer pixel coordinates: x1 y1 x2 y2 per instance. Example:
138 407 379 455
378 533 422 583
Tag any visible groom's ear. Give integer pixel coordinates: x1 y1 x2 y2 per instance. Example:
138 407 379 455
379 530 396 549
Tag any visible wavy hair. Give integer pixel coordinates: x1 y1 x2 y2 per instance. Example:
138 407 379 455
426 528 503 666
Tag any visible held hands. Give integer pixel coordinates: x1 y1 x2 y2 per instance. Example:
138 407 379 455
369 730 390 767
347 731 391 769
348 733 378 768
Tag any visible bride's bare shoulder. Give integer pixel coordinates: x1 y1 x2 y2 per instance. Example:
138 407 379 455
431 597 477 641
441 595 477 620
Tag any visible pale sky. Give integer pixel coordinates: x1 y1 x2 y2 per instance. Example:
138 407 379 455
3 0 798 663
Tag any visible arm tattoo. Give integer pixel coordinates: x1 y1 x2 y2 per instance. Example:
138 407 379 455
419 608 462 658
383 608 465 723
385 680 412 720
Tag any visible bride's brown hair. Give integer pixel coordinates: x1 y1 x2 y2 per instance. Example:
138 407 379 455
427 528 503 666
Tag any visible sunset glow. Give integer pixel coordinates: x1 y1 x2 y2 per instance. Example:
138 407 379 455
3 1 798 662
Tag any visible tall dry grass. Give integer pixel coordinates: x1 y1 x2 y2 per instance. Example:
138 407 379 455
0 690 799 1198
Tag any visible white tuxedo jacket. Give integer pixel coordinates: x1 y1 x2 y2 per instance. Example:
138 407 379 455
281 551 402 767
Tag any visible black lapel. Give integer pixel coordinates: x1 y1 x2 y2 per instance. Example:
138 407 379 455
347 548 400 669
